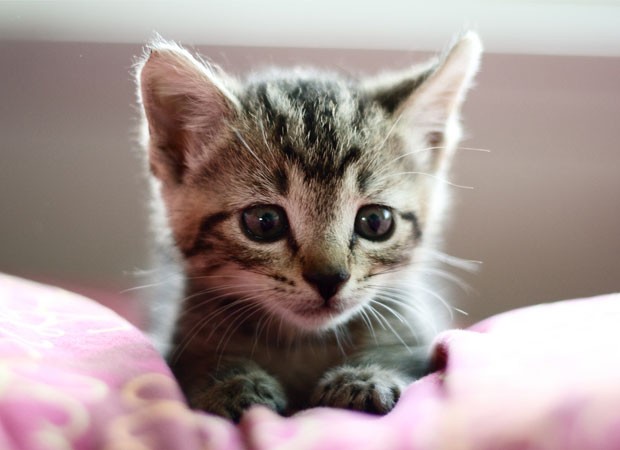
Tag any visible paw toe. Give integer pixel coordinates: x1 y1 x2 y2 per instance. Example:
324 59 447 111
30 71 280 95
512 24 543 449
312 365 405 414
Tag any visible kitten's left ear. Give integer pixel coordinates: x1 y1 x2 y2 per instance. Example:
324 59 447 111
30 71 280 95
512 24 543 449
367 32 482 162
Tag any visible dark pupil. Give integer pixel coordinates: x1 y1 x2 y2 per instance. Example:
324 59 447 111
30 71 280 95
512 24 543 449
366 213 383 233
259 212 277 232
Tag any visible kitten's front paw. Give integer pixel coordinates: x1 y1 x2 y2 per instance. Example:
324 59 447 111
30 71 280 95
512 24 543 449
311 365 406 414
192 370 286 422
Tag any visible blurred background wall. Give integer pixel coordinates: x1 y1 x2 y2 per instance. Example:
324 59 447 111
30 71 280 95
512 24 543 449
1 1 618 325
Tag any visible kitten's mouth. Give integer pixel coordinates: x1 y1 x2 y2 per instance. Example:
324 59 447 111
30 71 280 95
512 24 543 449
286 298 358 330
303 304 338 318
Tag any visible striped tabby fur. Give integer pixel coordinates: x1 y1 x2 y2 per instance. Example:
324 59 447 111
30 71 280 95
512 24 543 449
137 32 481 420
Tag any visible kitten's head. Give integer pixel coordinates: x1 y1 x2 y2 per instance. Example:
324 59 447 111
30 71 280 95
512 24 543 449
137 34 481 332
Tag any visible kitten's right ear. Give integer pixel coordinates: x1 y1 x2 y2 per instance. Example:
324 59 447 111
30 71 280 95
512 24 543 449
365 32 482 167
137 39 239 184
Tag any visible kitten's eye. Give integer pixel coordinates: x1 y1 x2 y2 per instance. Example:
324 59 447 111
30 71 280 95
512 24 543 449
241 205 288 242
355 205 394 241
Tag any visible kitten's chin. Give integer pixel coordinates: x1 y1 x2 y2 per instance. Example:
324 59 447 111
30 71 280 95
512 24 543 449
280 301 362 332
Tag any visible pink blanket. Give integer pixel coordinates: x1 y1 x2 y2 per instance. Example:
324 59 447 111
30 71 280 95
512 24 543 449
1 272 618 449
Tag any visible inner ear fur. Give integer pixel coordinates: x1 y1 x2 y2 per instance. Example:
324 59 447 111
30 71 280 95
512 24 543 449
137 39 239 184
366 32 482 165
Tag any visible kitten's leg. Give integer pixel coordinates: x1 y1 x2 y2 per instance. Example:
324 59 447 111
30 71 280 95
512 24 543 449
181 358 287 422
310 346 430 414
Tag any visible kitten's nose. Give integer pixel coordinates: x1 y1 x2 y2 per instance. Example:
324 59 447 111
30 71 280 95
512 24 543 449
303 269 351 302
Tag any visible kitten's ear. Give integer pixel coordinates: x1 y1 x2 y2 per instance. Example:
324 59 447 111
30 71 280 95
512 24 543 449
368 32 482 162
137 39 239 183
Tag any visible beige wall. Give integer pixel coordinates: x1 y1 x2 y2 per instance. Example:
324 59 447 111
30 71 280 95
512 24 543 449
1 41 618 324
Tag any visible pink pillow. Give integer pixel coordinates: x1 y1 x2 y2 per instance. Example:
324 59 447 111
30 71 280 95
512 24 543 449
0 273 240 449
1 272 619 449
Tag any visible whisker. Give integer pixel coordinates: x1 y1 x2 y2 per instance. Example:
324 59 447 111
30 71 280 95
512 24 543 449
456 146 492 153
359 307 377 345
368 283 440 312
417 267 472 293
391 171 474 189
179 286 270 317
125 264 184 276
258 120 277 159
418 248 483 272
366 264 413 278
378 112 403 149
215 303 267 370
410 284 454 321
146 283 263 316
185 274 256 281
368 300 414 354
386 145 491 167
276 309 287 349
215 301 264 354
366 285 426 316
454 307 469 316
365 305 388 331
120 280 169 294
120 270 184 294
232 128 271 173
371 294 422 338
370 290 442 337
181 282 267 304
332 324 348 356
169 293 269 364
369 298 407 325
265 308 281 359
250 315 267 357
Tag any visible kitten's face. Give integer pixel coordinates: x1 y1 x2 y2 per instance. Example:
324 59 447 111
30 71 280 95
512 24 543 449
169 78 428 330
138 36 481 332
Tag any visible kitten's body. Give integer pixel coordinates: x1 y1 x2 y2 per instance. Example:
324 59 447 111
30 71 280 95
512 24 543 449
137 33 481 420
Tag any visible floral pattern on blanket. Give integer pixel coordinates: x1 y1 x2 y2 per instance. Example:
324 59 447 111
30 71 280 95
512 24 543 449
0 274 240 450
1 272 619 450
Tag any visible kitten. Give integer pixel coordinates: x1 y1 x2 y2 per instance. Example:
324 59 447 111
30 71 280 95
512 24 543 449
136 32 481 421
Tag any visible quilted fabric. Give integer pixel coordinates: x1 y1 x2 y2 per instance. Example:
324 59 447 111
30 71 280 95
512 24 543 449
0 272 618 449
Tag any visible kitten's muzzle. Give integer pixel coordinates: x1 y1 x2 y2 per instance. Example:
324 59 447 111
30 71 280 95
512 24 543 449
302 269 350 303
